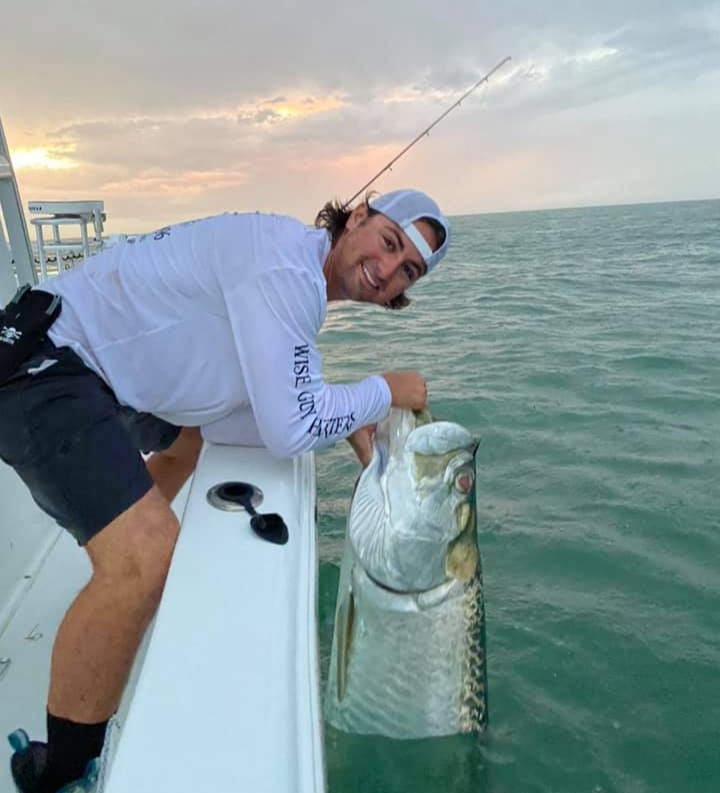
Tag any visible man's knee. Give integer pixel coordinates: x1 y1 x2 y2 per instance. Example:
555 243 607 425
86 486 180 603
158 426 203 465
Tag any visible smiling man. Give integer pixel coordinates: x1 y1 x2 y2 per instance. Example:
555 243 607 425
0 187 450 793
320 189 448 307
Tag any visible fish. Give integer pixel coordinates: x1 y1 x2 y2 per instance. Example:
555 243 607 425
324 407 488 739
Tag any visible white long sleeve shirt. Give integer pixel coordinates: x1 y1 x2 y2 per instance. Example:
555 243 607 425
43 212 391 457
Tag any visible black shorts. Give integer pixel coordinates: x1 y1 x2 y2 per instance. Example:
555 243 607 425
0 338 181 545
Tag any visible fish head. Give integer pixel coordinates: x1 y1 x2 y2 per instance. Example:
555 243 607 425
348 408 479 592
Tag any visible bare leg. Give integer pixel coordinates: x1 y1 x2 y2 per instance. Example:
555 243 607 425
46 428 202 722
146 427 203 504
47 486 179 721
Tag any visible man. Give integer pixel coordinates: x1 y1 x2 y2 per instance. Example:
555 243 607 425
0 187 450 792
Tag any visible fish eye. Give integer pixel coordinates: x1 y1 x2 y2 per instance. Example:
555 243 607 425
454 467 474 494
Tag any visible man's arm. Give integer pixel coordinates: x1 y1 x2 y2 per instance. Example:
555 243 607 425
223 267 391 457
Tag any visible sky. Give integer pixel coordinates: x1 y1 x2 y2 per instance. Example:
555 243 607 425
1 0 719 234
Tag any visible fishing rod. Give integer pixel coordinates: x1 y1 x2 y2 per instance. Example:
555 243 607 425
345 55 512 206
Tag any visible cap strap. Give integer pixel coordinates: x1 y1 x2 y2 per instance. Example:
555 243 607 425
403 222 433 263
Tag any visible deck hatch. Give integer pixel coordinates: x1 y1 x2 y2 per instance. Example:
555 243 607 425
206 481 264 512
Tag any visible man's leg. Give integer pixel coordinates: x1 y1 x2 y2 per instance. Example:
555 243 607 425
146 426 203 505
45 427 199 723
47 484 180 722
17 430 202 792
47 427 202 721
1 346 203 790
10 485 182 793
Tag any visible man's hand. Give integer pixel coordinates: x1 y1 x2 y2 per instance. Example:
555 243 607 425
347 424 376 468
382 371 428 411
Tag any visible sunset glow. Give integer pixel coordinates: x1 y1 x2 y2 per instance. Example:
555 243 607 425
263 95 345 120
1 0 716 233
11 147 78 171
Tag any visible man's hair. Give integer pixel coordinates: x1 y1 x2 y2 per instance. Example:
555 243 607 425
314 198 359 246
314 196 411 310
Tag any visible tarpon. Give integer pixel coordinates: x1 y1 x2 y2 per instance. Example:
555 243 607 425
324 408 488 739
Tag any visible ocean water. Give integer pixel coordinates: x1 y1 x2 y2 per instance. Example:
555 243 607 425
314 199 720 793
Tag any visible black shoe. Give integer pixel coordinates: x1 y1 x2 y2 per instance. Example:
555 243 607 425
9 729 99 793
9 732 49 793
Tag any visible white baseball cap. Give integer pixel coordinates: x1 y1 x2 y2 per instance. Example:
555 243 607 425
369 189 451 273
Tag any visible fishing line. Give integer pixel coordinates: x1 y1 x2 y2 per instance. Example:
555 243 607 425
345 55 512 206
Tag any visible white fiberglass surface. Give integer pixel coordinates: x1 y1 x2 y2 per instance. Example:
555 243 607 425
102 444 324 793
0 469 192 793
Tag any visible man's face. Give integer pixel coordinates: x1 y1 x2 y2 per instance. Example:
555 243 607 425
325 206 439 305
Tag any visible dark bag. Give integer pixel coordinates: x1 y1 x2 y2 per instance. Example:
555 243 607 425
0 285 62 384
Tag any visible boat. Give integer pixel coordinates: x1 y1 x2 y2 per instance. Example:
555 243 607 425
0 116 326 792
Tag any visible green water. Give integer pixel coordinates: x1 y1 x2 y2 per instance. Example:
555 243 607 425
315 200 720 793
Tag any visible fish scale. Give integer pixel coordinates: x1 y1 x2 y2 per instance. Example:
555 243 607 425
326 568 474 737
324 408 488 739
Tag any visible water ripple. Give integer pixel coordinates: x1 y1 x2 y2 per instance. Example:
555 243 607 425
318 200 720 793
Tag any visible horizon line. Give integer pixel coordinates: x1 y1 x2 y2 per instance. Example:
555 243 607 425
451 195 720 219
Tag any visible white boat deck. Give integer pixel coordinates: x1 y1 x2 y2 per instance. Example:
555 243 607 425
104 443 324 793
0 528 91 748
0 444 325 793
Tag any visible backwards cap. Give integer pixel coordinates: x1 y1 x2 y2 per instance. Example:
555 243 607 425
369 188 451 273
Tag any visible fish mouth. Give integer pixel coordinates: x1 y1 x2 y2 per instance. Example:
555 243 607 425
353 561 466 610
373 408 475 466
349 408 479 593
371 408 437 475
375 410 417 457
364 566 419 595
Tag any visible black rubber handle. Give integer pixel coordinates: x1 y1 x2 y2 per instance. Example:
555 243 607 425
215 483 289 545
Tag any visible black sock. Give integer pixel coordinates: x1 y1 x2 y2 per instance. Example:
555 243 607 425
43 711 108 790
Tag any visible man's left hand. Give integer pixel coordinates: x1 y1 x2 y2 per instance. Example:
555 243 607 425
347 424 376 468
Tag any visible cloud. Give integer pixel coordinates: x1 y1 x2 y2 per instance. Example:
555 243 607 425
3 0 718 229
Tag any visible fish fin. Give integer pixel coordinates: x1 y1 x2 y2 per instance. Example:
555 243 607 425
445 539 479 582
445 502 478 582
335 584 355 703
